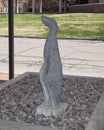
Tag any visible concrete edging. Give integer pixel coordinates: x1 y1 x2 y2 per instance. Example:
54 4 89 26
0 119 58 130
85 91 104 130
0 72 32 91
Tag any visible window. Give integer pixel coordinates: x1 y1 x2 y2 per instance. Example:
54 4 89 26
18 0 22 3
76 0 88 4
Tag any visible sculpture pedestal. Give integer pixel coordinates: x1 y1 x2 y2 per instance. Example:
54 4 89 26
37 102 68 116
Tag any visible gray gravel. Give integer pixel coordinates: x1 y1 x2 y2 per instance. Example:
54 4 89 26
0 74 104 130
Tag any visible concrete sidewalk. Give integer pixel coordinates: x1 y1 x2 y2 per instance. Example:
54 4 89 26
0 37 104 80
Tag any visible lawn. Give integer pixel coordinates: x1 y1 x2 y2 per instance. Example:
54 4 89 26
0 13 104 39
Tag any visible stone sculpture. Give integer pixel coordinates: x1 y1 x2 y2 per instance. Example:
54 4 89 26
37 16 68 116
39 16 62 106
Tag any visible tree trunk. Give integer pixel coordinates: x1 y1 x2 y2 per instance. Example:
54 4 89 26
32 0 35 13
40 0 42 13
64 0 67 13
59 0 62 13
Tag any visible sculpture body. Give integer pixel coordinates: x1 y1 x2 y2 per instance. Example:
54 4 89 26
39 16 62 107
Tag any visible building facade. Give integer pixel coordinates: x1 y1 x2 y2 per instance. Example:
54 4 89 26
89 0 104 3
88 0 98 3
69 0 104 13
0 0 104 14
77 0 104 4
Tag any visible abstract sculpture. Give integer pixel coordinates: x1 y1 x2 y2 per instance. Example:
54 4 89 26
39 16 62 106
37 16 68 116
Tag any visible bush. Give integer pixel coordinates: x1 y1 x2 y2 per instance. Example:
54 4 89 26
42 1 58 13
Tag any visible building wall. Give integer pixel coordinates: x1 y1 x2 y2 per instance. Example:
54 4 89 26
0 0 104 13
0 0 29 13
14 0 29 13
99 0 104 3
68 3 104 13
88 0 104 3
88 0 98 3
0 3 2 13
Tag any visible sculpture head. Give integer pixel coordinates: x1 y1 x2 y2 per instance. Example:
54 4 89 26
41 16 58 31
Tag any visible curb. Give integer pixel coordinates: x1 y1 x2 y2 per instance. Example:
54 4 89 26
0 36 104 41
85 91 104 130
0 119 58 130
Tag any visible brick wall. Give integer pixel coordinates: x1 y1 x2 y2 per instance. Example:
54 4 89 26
0 3 2 13
68 3 104 13
0 0 28 13
88 0 98 3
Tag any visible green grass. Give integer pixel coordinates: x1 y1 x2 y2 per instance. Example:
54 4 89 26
0 13 104 39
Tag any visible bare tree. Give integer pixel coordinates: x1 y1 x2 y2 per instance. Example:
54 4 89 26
32 0 35 13
39 0 42 13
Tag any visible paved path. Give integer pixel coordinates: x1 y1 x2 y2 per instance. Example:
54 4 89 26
0 37 104 79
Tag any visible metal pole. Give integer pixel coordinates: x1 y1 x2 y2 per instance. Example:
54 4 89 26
8 0 14 79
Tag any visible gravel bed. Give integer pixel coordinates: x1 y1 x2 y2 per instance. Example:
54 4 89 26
0 73 104 130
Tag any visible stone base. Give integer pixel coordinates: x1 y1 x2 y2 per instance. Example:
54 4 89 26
37 102 69 116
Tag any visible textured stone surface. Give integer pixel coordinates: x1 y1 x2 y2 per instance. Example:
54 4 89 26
39 16 62 106
37 102 69 116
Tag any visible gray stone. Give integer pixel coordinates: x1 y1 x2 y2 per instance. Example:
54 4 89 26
85 91 104 130
37 102 69 116
39 16 62 107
